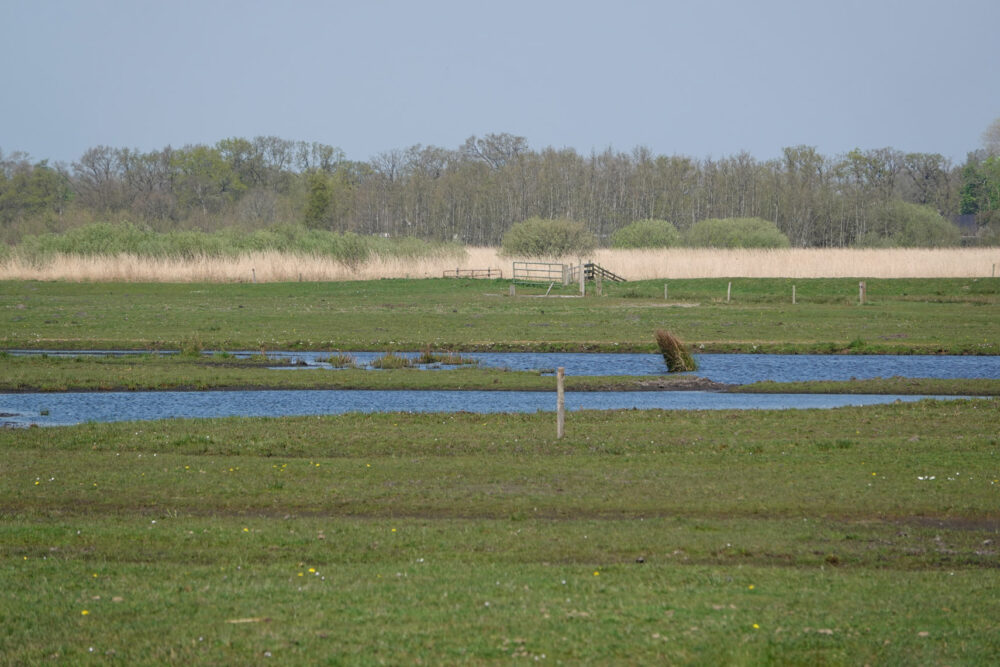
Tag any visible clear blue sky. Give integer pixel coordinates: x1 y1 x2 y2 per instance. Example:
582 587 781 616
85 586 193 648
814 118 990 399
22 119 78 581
2 0 998 166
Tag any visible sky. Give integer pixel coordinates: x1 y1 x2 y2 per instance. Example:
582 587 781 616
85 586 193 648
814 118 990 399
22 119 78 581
2 0 999 166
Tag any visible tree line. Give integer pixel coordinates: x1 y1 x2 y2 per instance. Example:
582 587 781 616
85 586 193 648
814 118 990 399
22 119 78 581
2 124 998 248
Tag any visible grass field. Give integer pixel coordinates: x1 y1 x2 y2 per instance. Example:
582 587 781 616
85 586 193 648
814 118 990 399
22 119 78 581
2 403 998 664
2 277 998 354
2 273 999 664
2 247 999 282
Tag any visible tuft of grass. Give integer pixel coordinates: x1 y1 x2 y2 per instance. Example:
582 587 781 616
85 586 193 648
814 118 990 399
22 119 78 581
370 350 413 369
417 345 479 366
319 352 358 368
655 329 697 372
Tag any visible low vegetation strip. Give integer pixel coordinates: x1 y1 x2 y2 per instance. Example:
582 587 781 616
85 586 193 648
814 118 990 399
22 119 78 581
1 402 998 663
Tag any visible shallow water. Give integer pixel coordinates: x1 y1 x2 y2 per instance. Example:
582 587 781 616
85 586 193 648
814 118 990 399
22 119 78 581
10 350 1000 384
0 389 982 427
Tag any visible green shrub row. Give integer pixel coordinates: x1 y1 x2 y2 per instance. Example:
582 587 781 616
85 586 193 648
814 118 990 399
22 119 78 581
7 222 466 266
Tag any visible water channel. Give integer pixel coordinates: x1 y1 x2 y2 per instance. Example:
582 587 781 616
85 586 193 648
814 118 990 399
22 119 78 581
10 350 1000 383
2 350 997 426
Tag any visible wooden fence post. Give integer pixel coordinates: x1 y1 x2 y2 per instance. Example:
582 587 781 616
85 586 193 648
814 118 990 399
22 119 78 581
596 270 603 297
664 283 668 300
509 284 516 297
252 268 256 284
557 367 565 439
579 262 585 295
792 284 796 305
727 281 732 303
859 281 866 305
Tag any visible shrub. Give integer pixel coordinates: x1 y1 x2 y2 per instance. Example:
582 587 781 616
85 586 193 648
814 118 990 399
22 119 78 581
370 351 413 369
858 201 961 248
654 330 697 372
9 222 467 266
610 219 682 249
686 217 790 248
499 217 597 258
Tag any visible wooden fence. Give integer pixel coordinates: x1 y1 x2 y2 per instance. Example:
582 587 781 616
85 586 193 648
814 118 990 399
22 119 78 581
442 268 503 279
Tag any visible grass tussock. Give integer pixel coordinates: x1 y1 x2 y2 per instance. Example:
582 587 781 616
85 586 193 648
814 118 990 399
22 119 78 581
318 352 357 368
655 329 697 372
417 345 479 365
369 350 413 369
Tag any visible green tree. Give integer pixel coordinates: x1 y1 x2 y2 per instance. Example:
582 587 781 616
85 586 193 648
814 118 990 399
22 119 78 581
0 160 72 224
171 145 244 217
686 217 790 248
610 219 681 248
500 217 596 257
303 170 333 229
859 201 960 247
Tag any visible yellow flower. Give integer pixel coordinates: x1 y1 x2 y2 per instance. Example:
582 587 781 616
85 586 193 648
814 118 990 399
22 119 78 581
308 568 316 573
748 585 755 590
753 623 759 629
81 610 90 616
593 571 600 576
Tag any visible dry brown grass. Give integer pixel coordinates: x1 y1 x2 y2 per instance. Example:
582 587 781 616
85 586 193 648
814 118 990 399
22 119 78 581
1 247 997 282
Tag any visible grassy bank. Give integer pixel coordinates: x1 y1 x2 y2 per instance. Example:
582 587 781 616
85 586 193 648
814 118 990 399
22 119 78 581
2 277 998 354
0 353 706 393
1 354 998 394
2 402 998 663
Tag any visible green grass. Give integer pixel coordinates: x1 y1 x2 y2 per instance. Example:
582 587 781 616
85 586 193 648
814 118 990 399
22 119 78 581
1 277 998 353
2 402 998 663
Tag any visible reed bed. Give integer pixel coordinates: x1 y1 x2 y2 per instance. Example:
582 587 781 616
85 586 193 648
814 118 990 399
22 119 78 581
0 247 997 282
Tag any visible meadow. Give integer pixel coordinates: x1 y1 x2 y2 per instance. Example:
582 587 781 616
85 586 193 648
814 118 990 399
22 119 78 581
2 277 998 354
1 272 999 664
2 402 999 664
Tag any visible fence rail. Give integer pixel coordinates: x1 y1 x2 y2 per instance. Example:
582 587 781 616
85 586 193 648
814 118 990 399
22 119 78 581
565 262 627 284
512 261 567 283
442 268 503 279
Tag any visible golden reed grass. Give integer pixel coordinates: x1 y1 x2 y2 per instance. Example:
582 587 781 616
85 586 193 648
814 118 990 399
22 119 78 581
1 247 998 282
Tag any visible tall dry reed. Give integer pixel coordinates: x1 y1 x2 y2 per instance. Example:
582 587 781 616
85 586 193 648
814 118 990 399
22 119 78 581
1 247 997 282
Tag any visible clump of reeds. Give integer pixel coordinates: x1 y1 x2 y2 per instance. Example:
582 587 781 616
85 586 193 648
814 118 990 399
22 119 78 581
320 352 357 368
655 329 697 372
438 352 478 366
370 351 413 369
416 345 478 366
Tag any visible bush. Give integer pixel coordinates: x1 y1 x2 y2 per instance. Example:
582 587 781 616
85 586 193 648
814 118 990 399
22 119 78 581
654 330 697 372
610 219 681 248
858 201 961 248
9 222 467 267
686 217 790 248
499 217 597 258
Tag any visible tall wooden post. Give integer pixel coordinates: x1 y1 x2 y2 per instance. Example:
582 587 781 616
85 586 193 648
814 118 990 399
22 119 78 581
727 281 732 303
859 281 866 305
556 367 565 439
596 270 603 297
664 283 668 300
579 262 585 295
792 284 796 305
